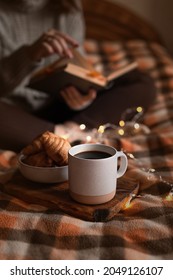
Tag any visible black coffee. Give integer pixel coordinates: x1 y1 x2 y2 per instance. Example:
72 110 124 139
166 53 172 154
75 151 111 159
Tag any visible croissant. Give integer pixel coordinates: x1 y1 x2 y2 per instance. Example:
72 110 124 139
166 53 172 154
22 134 43 156
23 151 54 167
41 131 71 166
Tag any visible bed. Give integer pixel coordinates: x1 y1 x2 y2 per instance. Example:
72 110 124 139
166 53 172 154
0 0 173 259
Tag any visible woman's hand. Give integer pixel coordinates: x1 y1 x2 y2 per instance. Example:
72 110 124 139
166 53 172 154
60 86 97 110
27 29 79 62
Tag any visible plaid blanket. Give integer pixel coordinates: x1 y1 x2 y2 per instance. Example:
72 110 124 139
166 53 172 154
1 39 173 260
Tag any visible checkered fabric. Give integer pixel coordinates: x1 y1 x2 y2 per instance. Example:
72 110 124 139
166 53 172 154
0 39 173 259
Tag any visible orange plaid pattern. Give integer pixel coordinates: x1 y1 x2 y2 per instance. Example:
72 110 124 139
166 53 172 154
1 39 173 259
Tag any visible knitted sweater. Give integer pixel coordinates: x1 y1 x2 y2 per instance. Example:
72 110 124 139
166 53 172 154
0 0 85 111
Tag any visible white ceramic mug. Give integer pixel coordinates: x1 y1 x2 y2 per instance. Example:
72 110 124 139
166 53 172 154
68 143 128 204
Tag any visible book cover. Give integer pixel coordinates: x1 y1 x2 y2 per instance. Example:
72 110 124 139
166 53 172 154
28 49 138 95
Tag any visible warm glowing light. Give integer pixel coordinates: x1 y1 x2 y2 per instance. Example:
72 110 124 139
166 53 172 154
124 200 132 209
61 134 69 140
123 194 136 210
165 194 173 201
118 129 124 136
136 106 143 113
86 135 92 142
119 120 125 127
128 153 135 159
165 189 173 201
148 168 156 173
98 125 105 134
80 124 86 130
134 123 140 129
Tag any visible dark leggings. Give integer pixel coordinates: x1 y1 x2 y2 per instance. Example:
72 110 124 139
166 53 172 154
0 70 156 152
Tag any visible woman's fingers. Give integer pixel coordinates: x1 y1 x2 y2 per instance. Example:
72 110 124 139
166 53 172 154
60 86 97 110
44 29 79 58
47 29 79 48
61 87 79 109
28 29 79 61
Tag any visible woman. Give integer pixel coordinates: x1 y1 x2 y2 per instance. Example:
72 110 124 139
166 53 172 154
0 0 156 151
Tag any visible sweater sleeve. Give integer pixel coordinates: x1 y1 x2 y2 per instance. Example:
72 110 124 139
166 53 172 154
0 45 38 97
0 45 51 111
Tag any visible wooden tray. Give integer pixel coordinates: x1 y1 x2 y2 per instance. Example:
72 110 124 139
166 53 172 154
2 171 139 222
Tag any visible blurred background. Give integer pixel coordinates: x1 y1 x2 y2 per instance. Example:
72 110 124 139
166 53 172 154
110 0 173 55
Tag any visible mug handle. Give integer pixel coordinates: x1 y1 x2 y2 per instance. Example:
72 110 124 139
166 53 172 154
116 151 128 178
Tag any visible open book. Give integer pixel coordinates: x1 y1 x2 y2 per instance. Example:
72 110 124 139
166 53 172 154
28 49 138 94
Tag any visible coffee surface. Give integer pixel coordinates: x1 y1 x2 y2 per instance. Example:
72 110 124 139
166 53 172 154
75 151 111 159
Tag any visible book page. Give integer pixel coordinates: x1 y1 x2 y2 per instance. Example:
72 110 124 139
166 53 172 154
65 64 107 87
31 49 95 81
71 49 96 71
106 61 138 82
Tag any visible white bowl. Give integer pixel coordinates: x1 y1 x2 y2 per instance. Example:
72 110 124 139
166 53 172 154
18 154 68 183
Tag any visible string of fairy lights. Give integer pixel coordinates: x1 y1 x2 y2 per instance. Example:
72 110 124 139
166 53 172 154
62 106 173 208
